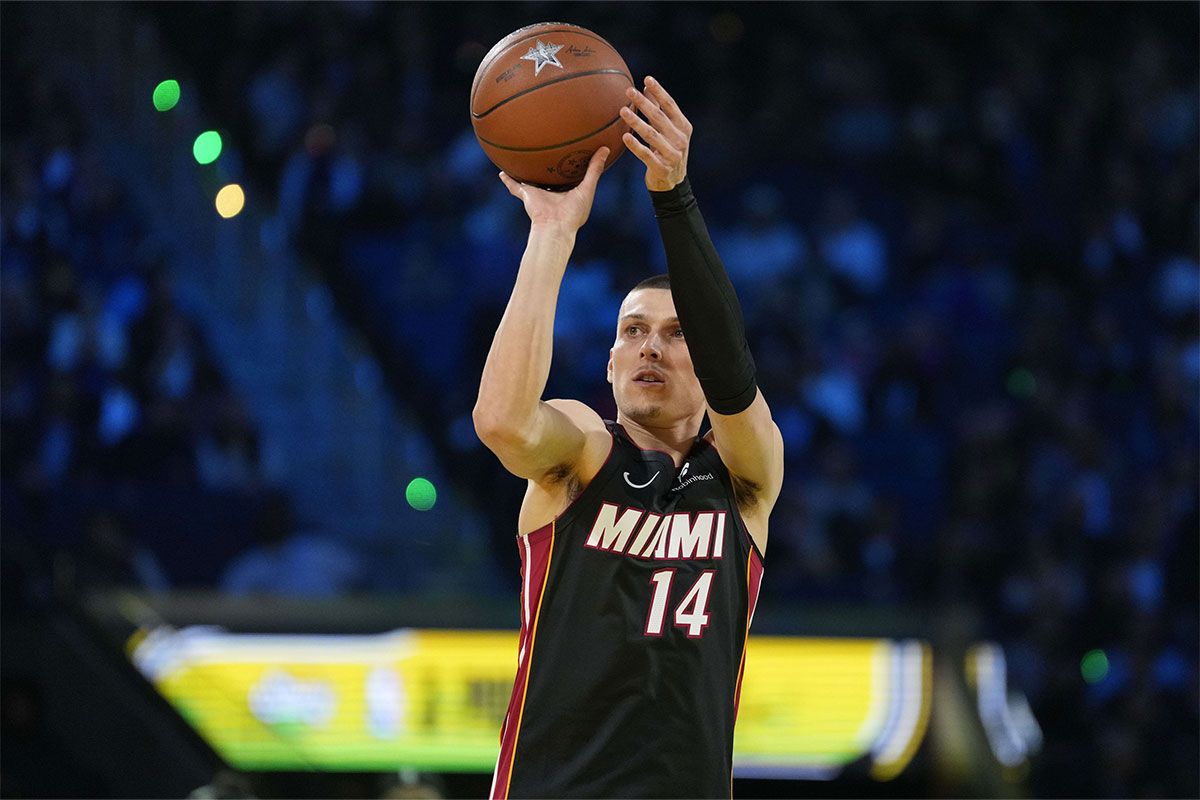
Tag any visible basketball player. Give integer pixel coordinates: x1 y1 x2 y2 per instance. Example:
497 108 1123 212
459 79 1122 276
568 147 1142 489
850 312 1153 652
474 76 784 799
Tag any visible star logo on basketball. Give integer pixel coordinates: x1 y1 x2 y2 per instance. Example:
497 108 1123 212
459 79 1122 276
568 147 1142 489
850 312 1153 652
520 39 565 75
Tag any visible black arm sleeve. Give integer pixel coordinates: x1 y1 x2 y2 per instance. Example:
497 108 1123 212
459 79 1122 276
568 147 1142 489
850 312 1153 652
651 177 758 415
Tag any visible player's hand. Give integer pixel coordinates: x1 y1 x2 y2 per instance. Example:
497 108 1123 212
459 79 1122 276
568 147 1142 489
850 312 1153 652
499 147 609 233
621 76 692 192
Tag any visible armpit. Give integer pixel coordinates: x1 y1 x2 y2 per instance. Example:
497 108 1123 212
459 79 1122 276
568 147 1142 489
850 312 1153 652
544 462 583 502
731 474 761 512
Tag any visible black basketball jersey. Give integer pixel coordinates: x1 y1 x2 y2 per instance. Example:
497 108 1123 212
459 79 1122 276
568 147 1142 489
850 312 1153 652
490 421 765 799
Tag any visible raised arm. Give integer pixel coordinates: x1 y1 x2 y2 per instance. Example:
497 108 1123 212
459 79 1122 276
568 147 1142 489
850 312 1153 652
621 78 784 543
472 148 612 484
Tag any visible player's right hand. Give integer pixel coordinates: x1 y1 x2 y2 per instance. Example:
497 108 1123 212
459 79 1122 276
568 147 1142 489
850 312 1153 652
499 146 609 233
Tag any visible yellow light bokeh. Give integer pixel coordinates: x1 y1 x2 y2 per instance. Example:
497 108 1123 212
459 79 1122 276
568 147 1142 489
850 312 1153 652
215 184 245 218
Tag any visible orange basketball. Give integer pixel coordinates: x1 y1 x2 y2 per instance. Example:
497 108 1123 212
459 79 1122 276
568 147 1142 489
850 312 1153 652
470 22 633 189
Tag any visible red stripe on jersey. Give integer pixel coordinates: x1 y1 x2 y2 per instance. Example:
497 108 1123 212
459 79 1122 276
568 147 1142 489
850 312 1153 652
732 549 764 723
491 523 555 800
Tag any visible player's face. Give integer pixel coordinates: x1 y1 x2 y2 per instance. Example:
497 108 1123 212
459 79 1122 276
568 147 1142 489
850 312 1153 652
607 289 705 422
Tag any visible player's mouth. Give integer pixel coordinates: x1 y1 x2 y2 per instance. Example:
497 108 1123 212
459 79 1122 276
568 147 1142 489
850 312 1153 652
632 369 666 387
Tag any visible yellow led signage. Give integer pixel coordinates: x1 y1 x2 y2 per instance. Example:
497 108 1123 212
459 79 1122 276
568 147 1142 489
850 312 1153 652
131 627 930 778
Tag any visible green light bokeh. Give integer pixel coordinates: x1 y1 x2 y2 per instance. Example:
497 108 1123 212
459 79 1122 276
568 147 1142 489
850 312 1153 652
153 79 180 112
193 131 223 165
1081 649 1109 684
405 477 437 511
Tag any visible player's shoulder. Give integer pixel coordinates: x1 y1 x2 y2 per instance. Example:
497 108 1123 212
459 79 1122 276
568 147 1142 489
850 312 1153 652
540 399 615 491
544 398 613 463
544 398 608 433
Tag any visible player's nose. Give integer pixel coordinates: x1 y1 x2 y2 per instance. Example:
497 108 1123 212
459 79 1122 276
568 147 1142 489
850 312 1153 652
640 334 664 360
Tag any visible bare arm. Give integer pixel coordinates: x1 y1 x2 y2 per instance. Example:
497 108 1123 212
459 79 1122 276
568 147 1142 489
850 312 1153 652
472 149 611 482
708 391 785 515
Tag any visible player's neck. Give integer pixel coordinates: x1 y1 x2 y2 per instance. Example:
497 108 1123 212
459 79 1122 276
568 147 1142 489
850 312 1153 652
616 414 702 467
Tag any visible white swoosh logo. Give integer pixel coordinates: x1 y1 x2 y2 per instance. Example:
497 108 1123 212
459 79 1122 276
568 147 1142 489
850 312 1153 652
623 470 660 489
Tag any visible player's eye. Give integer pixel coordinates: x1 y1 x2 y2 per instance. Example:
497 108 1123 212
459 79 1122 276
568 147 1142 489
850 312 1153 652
626 326 642 337
672 329 685 339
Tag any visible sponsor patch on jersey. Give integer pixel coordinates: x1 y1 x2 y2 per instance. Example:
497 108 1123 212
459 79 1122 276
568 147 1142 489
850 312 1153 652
672 461 715 492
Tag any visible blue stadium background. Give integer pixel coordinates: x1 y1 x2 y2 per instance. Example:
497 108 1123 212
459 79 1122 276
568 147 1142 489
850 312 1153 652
1 2 1196 798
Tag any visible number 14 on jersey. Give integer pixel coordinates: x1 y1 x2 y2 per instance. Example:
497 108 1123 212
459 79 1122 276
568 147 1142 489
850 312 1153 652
644 569 716 638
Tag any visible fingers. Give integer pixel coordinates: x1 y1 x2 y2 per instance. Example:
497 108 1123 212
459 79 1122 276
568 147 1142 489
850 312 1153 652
621 79 692 158
577 146 610 190
622 87 680 145
620 103 684 165
621 130 671 173
623 86 671 131
498 171 526 199
622 78 692 139
642 76 693 135
620 105 679 160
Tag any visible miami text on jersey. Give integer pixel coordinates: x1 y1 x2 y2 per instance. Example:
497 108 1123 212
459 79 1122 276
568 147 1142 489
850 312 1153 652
584 502 726 560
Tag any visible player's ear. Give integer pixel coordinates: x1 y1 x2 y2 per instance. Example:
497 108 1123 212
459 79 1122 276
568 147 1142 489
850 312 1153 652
607 349 614 384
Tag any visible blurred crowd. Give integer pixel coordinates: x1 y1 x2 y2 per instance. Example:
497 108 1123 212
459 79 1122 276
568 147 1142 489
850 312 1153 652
0 10 374 599
0 48 272 592
2 1 1197 797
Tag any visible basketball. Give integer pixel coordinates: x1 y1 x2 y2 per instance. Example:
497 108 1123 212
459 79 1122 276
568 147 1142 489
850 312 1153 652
470 22 633 188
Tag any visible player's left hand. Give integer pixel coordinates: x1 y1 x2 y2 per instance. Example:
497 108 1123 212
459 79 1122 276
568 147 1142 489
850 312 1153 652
621 76 692 192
